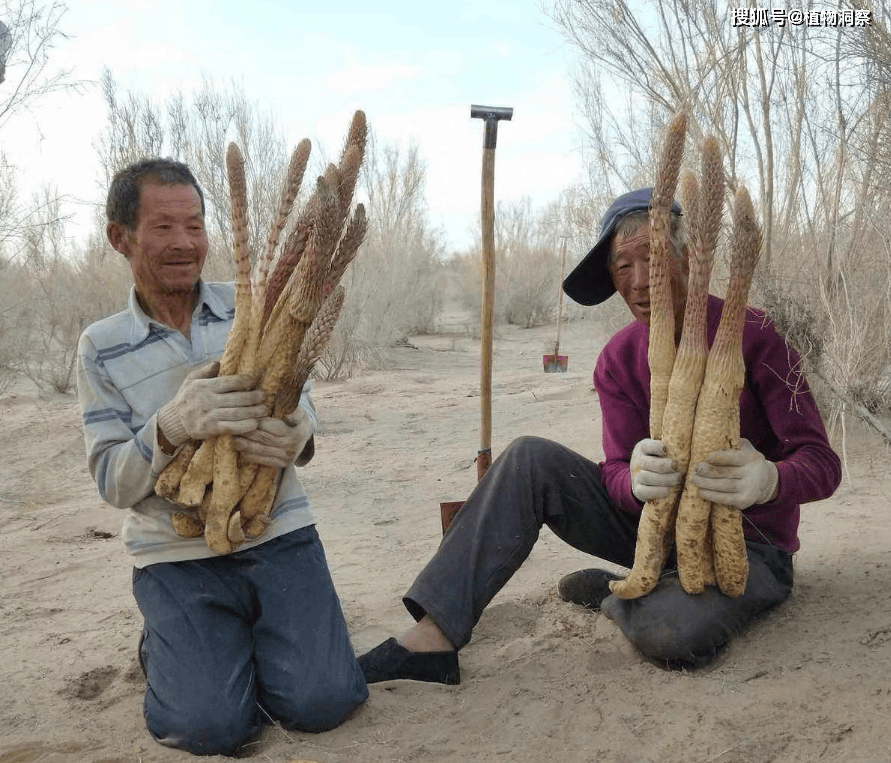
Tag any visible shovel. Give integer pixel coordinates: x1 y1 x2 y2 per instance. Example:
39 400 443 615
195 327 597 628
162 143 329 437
440 104 513 534
543 236 569 372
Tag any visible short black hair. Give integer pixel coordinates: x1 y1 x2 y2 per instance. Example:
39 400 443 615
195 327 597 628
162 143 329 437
106 158 205 230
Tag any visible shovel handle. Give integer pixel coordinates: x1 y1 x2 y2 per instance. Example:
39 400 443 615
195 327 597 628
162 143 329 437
480 147 495 456
554 237 567 352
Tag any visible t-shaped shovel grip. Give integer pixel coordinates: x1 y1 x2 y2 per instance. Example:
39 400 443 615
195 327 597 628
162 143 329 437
471 104 514 148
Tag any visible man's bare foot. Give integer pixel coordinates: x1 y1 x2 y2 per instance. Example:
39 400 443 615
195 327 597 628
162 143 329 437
399 614 456 653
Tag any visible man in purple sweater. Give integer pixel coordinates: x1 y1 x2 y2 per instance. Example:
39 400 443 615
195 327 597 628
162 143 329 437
359 188 841 681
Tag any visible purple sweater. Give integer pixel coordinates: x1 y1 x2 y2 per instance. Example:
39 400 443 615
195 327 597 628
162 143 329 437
593 294 841 553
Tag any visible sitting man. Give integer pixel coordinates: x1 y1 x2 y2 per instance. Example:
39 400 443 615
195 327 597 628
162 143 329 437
76 158 367 755
358 187 841 682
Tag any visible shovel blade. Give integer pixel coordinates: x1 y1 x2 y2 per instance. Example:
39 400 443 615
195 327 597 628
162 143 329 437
440 501 464 534
440 450 493 534
542 354 568 373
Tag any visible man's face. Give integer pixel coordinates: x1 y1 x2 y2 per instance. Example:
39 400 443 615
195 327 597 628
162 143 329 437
608 223 688 338
108 181 208 302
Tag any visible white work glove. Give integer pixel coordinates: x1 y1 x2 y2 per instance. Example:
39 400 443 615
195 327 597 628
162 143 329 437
232 408 314 469
630 438 683 502
158 361 267 446
691 438 779 510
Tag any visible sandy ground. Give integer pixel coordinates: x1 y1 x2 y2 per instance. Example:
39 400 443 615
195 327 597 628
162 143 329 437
2 298 890 763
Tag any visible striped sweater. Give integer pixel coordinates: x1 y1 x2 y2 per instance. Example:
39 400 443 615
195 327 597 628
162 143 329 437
76 281 317 568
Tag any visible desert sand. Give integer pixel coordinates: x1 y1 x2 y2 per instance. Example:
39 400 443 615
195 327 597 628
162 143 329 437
1 297 890 763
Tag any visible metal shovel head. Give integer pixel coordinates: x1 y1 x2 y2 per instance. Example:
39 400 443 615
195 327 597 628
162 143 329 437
439 451 492 534
542 354 568 373
440 501 464 534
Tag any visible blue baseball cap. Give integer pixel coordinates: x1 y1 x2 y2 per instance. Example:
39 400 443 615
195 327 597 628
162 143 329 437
562 187 681 306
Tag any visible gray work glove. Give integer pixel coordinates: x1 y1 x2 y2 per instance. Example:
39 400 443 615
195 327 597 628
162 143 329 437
232 408 314 468
158 361 267 446
691 438 779 509
630 438 683 502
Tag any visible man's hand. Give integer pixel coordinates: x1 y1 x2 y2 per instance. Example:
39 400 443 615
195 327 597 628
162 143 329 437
691 438 779 510
630 438 683 502
232 408 314 469
158 361 267 447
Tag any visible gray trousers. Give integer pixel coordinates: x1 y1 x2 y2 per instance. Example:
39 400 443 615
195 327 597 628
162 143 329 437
405 436 793 668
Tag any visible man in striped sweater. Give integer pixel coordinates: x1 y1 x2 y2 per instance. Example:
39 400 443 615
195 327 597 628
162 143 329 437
76 158 366 756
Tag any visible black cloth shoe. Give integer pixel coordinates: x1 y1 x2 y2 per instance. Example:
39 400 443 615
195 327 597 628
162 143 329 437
358 637 460 685
558 569 622 610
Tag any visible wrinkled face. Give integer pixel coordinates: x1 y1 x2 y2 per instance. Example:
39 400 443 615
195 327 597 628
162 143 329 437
609 224 688 338
108 181 208 303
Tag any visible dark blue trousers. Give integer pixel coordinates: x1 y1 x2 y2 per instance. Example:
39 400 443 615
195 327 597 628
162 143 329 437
405 436 793 668
133 526 367 756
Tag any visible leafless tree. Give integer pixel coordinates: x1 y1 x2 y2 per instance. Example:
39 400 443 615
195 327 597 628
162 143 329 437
0 0 78 129
0 0 80 259
0 1 82 393
546 0 891 440
547 0 877 264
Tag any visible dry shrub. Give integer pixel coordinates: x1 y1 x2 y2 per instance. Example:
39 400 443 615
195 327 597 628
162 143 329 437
501 242 562 329
6 229 130 394
319 239 445 379
752 224 891 432
454 194 579 333
452 244 560 331
0 258 30 393
0 187 130 396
